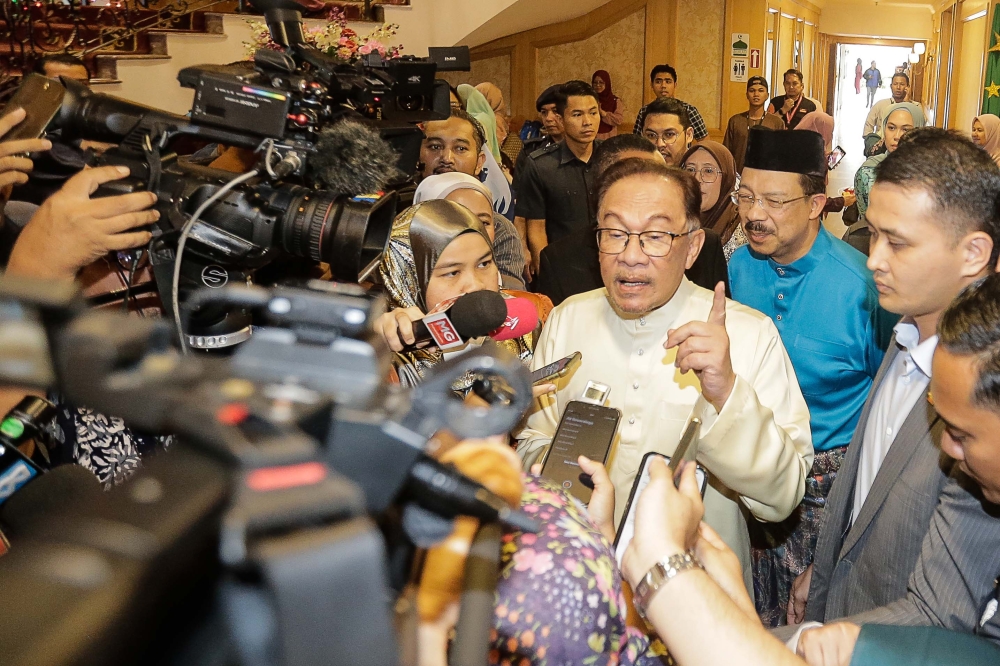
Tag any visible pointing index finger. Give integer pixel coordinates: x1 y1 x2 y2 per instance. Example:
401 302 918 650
707 281 727 326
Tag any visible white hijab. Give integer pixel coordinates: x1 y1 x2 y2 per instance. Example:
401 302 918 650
413 172 493 207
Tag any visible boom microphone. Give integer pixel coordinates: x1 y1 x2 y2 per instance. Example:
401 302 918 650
310 121 404 194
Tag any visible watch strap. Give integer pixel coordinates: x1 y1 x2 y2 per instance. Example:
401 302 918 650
634 551 703 619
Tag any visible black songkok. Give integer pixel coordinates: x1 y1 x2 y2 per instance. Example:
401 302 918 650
744 127 826 178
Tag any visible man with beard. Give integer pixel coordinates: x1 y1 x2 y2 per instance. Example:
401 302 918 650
418 109 525 288
640 97 694 167
517 157 813 590
727 128 896 627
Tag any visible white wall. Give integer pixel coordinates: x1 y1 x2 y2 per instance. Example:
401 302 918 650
819 1 934 40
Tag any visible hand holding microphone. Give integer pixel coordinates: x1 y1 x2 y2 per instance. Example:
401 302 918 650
374 291 538 353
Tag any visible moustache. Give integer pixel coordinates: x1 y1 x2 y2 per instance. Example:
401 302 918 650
744 220 774 235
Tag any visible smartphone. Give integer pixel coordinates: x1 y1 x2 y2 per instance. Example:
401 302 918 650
530 351 582 385
540 400 621 503
613 451 708 566
827 145 846 171
668 417 701 483
3 74 65 142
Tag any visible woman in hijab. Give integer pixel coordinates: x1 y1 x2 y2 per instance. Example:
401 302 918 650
376 199 548 387
458 84 514 218
475 82 510 147
413 172 497 241
797 111 835 153
592 70 626 140
972 114 1000 167
854 102 925 219
680 141 746 261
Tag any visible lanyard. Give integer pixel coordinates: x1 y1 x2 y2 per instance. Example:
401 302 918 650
784 96 803 125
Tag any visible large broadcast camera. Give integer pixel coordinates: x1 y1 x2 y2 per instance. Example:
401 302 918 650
16 0 469 349
0 274 534 666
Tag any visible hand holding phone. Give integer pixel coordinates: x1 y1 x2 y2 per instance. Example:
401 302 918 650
531 351 581 385
0 107 53 196
539 399 620 503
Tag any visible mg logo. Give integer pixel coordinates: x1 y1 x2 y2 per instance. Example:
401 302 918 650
201 265 229 288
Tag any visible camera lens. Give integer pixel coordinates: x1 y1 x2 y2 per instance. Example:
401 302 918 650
279 188 397 282
396 94 425 112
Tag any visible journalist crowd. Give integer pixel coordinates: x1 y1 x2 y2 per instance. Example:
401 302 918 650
4 33 1000 666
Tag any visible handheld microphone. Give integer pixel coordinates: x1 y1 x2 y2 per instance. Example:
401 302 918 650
489 297 538 342
404 291 508 351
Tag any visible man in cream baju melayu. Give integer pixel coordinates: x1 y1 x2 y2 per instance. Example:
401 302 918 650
516 158 812 593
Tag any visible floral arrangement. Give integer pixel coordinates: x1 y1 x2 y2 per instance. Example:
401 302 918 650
244 7 403 61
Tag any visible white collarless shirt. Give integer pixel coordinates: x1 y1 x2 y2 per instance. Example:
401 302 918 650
517 279 813 589
852 321 937 524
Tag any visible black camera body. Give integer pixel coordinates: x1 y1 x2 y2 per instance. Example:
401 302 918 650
34 4 469 349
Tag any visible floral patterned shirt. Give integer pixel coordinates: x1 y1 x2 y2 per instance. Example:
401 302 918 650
491 476 673 665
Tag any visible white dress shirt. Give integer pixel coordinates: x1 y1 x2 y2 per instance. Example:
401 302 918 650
852 321 937 524
516 279 813 591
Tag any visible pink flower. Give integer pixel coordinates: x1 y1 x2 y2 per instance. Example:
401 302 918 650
520 532 537 545
562 558 577 572
512 548 554 575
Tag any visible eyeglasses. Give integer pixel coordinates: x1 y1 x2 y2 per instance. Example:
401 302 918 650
731 191 810 211
682 165 722 183
643 130 682 145
596 228 696 257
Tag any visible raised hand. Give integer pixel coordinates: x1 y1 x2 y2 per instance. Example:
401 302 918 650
664 282 736 412
621 460 704 588
0 107 52 207
6 165 158 281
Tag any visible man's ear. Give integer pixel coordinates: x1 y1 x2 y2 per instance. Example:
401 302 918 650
808 194 828 221
962 231 994 278
475 149 486 176
685 228 706 270
685 127 695 147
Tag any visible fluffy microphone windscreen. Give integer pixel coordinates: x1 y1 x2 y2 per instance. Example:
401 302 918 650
448 291 508 339
490 298 539 341
310 120 403 195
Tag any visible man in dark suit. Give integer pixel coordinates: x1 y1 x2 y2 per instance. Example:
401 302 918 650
781 130 1000 648
796 271 1000 662
536 133 729 304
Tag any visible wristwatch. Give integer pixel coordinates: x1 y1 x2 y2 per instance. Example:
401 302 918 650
633 551 704 619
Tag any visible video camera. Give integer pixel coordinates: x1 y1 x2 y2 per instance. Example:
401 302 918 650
0 274 534 665
14 0 469 349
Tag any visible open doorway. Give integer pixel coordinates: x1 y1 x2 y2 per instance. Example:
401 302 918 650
825 42 913 236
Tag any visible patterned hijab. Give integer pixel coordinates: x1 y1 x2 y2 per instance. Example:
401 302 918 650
976 114 1000 167
380 199 493 312
680 141 741 244
379 200 534 387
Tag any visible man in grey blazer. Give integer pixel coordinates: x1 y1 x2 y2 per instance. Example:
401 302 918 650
783 130 1000 635
795 269 1000 663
